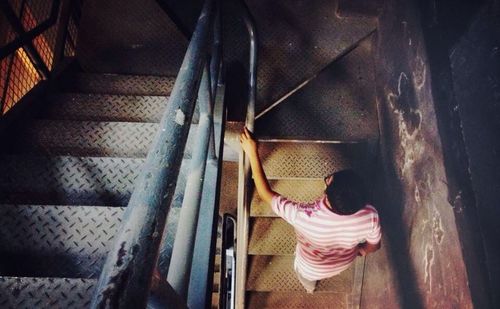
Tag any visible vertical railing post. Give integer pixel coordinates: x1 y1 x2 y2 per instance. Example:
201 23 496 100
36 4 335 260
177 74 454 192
208 0 222 160
235 1 258 308
167 63 214 299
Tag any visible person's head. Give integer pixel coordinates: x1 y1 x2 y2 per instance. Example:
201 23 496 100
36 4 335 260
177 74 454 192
324 169 367 215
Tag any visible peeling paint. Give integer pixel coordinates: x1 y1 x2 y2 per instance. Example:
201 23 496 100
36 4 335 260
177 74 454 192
386 73 424 176
413 56 426 90
432 211 445 244
424 243 435 291
414 186 421 203
175 109 185 125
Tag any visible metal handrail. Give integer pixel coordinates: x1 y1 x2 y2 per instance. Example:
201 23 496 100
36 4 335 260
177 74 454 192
167 63 214 298
90 0 216 307
235 1 258 308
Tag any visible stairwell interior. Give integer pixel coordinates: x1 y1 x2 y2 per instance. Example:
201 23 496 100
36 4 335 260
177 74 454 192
0 0 496 308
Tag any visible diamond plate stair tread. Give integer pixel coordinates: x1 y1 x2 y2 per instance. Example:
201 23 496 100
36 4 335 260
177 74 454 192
251 179 325 217
0 277 95 309
259 142 369 179
77 0 187 76
224 0 376 113
246 255 353 292
256 38 378 141
44 94 169 122
0 155 189 206
11 120 197 158
249 218 295 255
247 292 347 309
0 205 123 278
68 73 176 95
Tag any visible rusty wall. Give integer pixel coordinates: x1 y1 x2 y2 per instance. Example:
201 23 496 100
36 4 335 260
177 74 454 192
360 0 477 307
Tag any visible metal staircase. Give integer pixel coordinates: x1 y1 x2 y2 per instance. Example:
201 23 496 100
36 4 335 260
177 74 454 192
0 72 180 307
235 34 379 309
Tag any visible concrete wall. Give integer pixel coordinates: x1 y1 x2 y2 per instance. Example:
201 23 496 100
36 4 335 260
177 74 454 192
360 0 479 307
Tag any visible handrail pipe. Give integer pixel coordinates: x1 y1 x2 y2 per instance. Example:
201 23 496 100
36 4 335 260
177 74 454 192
91 0 214 307
235 1 258 308
167 63 214 299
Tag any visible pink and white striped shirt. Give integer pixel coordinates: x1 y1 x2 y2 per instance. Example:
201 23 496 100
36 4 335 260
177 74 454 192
272 194 381 281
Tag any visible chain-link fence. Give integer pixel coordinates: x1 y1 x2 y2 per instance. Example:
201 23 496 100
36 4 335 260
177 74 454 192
0 0 82 115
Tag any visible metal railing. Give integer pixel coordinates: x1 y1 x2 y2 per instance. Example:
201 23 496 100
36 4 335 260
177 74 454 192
0 0 80 115
235 1 258 308
91 0 224 307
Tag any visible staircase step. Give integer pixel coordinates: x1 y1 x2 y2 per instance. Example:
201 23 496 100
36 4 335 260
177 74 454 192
0 205 123 278
68 73 176 95
44 94 168 122
0 277 95 309
246 255 353 292
11 120 197 158
256 39 378 141
249 218 295 255
251 179 325 217
258 142 369 179
0 155 189 206
247 292 346 309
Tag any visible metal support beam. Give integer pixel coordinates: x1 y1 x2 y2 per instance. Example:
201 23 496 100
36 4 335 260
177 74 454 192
52 0 73 68
167 64 214 299
90 0 214 307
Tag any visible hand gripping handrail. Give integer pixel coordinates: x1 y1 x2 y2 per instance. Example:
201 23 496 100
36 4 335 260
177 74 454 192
91 0 215 307
235 1 258 308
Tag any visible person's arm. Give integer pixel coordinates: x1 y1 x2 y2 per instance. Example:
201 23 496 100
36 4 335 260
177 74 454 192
240 127 276 204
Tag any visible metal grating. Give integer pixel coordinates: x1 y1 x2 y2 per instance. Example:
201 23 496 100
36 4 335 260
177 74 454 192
0 205 123 278
0 277 95 309
258 142 368 179
45 94 169 122
64 17 77 57
251 179 325 217
256 38 379 141
22 0 58 69
11 120 197 158
76 0 188 76
1 49 41 114
0 155 190 206
69 73 176 95
247 292 347 309
248 218 295 255
246 255 353 292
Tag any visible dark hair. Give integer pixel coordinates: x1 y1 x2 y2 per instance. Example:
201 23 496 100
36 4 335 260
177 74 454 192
325 169 367 215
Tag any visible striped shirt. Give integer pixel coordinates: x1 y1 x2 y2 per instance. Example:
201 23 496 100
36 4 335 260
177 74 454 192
271 194 381 281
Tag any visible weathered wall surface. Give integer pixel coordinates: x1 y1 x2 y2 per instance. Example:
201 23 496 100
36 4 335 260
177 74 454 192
448 5 500 307
361 0 475 307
